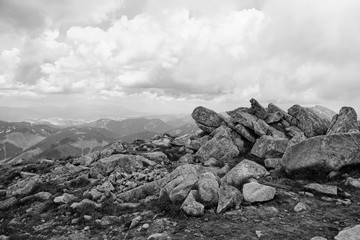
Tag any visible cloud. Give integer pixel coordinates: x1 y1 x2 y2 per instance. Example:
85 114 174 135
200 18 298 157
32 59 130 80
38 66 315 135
2 0 360 113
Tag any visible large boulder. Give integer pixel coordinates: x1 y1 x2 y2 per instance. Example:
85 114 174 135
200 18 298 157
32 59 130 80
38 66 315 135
195 126 239 165
221 160 269 187
287 105 331 137
327 107 359 135
250 135 289 159
268 103 297 126
192 106 224 133
281 133 360 174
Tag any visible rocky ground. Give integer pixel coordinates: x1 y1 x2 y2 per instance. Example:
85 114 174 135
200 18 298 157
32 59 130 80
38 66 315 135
1 99 360 239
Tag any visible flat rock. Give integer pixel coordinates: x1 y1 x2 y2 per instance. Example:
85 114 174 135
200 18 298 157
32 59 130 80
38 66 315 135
335 224 360 240
221 159 269 187
327 107 359 135
304 183 337 196
250 135 289 159
281 133 360 174
288 105 331 137
242 182 276 203
6 176 41 198
54 193 78 204
216 182 242 214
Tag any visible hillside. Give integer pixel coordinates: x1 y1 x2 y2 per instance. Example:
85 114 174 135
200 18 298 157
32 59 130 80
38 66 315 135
8 127 120 164
0 121 58 161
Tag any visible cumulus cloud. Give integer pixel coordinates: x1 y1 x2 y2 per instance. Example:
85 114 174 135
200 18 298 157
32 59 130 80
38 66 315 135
1 0 360 113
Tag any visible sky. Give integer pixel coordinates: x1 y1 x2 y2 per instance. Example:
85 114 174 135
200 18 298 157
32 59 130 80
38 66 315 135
1 0 360 118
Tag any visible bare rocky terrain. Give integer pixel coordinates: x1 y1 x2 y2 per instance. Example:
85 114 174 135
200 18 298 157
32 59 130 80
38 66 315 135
1 98 360 240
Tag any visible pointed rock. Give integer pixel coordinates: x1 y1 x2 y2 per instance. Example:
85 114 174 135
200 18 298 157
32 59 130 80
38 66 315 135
181 190 204 217
327 107 359 135
250 98 269 120
217 182 242 214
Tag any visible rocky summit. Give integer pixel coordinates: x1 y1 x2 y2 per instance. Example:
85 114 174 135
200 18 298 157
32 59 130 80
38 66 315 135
1 98 360 239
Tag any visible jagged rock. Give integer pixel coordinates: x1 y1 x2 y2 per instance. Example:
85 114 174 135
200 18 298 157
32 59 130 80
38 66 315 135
268 103 298 126
264 158 282 169
345 177 360 188
216 182 242 213
172 134 191 146
217 164 230 178
152 137 171 147
0 197 17 211
221 160 269 187
281 133 360 174
139 152 169 164
54 193 78 204
310 105 336 122
288 132 306 146
242 182 276 203
335 224 360 240
86 188 103 201
192 106 224 133
160 171 198 203
186 135 209 150
181 190 204 217
265 111 283 124
294 202 308 212
195 126 239 165
304 183 338 196
147 233 172 240
73 155 95 166
233 124 256 143
327 107 359 135
250 136 289 159
6 176 41 198
250 98 268 120
288 105 331 137
197 172 219 207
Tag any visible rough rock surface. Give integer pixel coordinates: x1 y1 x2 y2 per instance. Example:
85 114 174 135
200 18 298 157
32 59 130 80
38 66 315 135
288 105 331 137
242 182 276 203
221 160 269 187
327 107 359 135
191 106 224 133
334 224 360 240
197 172 219 207
281 133 360 174
250 135 289 159
216 182 242 214
181 190 204 217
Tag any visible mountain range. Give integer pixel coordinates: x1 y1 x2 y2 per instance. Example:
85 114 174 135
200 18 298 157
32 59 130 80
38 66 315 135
0 116 198 164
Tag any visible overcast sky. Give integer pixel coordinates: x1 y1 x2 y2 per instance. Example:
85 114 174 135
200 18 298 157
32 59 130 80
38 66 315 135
1 0 360 117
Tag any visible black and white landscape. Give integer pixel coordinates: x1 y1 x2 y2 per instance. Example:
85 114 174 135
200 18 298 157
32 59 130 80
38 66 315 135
1 1 360 240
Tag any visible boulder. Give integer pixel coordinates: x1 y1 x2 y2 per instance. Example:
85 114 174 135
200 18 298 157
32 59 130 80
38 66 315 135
192 106 224 133
335 224 360 240
265 111 283 124
249 98 268 120
139 152 169 164
250 136 289 159
197 172 219 207
233 124 256 143
327 107 359 135
160 173 198 203
54 193 78 204
345 177 360 188
268 103 298 126
285 126 304 139
242 182 276 203
281 133 360 174
216 182 242 213
288 105 331 137
294 202 308 212
181 190 204 217
288 132 306 146
195 126 239 165
221 160 269 187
